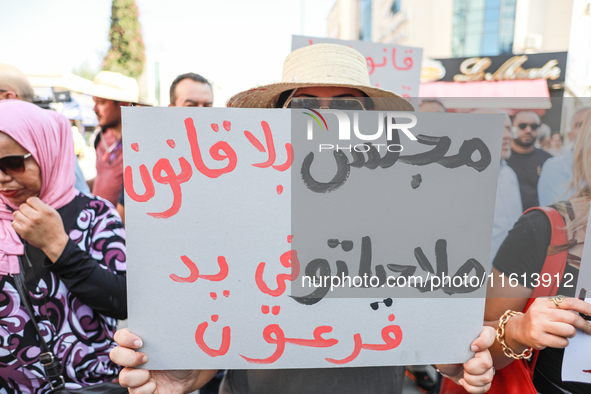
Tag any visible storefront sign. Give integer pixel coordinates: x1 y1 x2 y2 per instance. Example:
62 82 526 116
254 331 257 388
435 52 567 84
454 55 561 82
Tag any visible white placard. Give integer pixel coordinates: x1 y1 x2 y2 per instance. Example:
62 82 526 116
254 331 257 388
562 204 591 383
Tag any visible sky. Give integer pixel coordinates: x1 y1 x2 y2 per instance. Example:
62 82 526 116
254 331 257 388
0 0 336 105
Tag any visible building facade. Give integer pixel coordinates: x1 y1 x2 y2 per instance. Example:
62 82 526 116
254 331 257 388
327 0 590 96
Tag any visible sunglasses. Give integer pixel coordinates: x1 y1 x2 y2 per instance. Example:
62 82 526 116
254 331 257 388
0 153 32 176
517 123 540 131
285 97 366 111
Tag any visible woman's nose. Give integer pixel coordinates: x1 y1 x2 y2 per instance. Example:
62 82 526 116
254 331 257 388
0 168 13 182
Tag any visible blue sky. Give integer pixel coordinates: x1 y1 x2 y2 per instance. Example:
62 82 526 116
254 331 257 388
0 0 335 103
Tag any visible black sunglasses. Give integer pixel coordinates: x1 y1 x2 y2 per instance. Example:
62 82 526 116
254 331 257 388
285 97 366 111
0 153 32 176
517 123 540 131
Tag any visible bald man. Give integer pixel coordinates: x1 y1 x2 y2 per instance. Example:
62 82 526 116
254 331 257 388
0 63 35 102
506 110 552 210
0 64 90 193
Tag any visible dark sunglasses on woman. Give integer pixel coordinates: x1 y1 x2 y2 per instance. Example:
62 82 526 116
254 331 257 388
284 97 367 111
0 153 31 176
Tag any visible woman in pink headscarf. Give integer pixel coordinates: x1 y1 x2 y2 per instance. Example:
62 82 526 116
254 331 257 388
0 100 127 393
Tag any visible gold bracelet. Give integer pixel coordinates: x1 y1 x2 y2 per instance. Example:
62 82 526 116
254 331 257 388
497 310 533 360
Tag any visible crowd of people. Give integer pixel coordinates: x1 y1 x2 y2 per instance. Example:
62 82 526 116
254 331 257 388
0 41 589 394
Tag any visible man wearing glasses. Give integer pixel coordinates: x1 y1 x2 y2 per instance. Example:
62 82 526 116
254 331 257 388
506 110 552 210
110 44 496 394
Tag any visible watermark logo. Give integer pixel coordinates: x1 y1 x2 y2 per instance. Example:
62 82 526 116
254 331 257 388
303 109 417 153
303 108 329 132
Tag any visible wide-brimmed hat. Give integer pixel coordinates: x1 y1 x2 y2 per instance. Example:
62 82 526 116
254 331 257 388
91 71 139 103
226 43 414 111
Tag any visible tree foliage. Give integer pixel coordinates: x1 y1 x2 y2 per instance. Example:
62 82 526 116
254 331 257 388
102 0 146 79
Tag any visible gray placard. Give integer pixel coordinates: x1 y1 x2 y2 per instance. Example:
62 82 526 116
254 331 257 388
122 107 503 370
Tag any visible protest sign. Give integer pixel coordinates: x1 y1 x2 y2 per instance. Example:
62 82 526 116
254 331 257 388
562 207 591 383
123 107 503 369
562 308 591 384
292 35 422 98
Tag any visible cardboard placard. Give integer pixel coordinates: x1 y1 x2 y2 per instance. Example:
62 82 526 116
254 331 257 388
562 206 591 383
123 107 503 369
292 35 422 98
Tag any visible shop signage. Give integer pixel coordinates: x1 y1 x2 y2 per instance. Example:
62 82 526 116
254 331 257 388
435 52 567 84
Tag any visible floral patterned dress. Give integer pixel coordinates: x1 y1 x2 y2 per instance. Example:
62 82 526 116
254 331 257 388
0 194 126 393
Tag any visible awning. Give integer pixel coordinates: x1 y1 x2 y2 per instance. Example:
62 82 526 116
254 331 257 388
418 79 551 109
27 73 94 94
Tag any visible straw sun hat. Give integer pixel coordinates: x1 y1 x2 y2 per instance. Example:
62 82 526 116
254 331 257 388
226 43 414 111
91 71 139 103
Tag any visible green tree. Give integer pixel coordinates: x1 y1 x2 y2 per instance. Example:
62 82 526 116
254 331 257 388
102 0 146 79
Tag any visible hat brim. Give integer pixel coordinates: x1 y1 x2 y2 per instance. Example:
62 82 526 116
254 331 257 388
226 81 415 111
90 85 143 105
90 91 152 106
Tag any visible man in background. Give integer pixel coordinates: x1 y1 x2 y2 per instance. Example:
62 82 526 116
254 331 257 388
90 71 138 206
506 110 552 210
0 63 90 194
0 64 34 102
169 72 213 107
116 72 214 222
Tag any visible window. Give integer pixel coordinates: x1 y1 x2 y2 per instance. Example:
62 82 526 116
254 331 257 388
452 0 516 56
390 0 401 14
359 0 372 41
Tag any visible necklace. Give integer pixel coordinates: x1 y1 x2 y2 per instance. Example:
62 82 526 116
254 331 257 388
100 130 122 164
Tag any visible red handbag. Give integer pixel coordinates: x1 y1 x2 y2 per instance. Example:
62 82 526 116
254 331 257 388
440 207 568 394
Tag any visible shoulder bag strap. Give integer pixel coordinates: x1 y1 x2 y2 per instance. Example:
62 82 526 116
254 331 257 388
520 206 568 371
14 257 66 392
523 206 569 301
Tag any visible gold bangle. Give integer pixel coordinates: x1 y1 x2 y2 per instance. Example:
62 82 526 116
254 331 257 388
496 310 533 360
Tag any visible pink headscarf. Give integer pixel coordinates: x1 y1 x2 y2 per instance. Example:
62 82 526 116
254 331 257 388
0 100 78 275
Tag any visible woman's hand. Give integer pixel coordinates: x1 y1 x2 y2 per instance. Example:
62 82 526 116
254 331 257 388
12 197 69 262
435 326 495 394
508 297 591 351
110 329 217 394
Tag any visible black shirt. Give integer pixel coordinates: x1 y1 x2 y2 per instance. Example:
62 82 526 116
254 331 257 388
493 210 589 394
220 366 404 394
506 148 552 210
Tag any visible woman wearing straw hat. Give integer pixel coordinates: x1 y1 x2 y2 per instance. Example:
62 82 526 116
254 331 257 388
110 43 495 394
226 43 413 112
